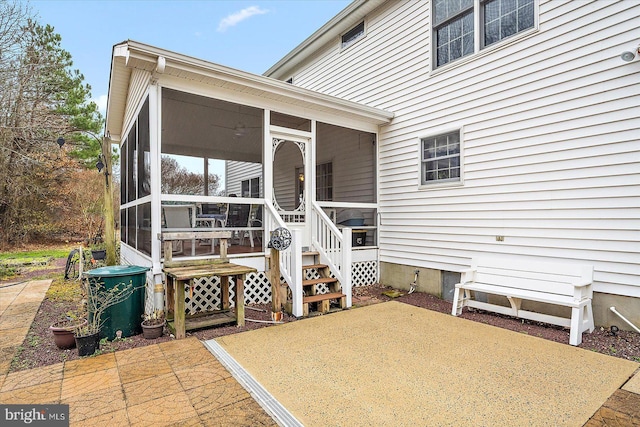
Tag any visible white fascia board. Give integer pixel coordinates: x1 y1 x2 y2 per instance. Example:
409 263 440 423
123 40 394 125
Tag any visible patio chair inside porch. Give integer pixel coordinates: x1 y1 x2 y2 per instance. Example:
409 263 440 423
225 203 251 245
162 205 196 255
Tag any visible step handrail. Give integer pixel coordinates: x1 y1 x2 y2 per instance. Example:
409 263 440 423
264 200 303 316
311 201 352 307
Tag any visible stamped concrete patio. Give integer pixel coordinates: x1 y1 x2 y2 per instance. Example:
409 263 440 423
1 280 639 426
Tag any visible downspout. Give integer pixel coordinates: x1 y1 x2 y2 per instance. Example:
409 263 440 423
610 307 640 334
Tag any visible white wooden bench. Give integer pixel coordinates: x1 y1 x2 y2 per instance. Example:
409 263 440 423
451 258 595 346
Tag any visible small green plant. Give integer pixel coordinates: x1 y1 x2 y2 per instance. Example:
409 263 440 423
27 334 40 347
46 278 83 302
142 309 165 326
0 264 16 280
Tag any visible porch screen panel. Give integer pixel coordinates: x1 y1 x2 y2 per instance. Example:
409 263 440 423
126 123 137 203
136 202 151 255
120 139 129 242
120 209 126 243
126 206 136 248
161 88 263 196
316 123 376 203
137 98 150 198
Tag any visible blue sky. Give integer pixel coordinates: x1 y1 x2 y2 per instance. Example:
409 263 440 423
31 0 352 116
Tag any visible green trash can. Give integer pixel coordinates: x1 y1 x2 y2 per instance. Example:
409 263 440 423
84 265 149 340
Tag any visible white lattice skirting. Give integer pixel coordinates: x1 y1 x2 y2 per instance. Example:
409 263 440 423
160 261 378 315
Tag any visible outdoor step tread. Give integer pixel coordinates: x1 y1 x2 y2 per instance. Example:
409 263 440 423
302 251 319 256
303 277 338 286
303 292 345 304
302 263 328 270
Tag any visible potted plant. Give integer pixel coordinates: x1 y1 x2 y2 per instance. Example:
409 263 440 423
49 314 88 349
89 244 106 262
74 277 135 356
141 309 165 339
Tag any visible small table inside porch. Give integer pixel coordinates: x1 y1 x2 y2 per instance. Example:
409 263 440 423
163 262 257 339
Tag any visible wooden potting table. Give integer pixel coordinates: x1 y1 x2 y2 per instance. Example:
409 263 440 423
163 262 257 339
161 231 256 339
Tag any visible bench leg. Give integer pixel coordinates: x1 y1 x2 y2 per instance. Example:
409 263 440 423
585 303 595 333
507 297 522 317
569 306 585 346
452 286 463 316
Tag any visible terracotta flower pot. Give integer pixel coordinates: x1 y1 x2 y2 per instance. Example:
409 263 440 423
141 320 165 339
49 319 88 349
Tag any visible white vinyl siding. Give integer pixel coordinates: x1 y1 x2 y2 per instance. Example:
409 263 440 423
282 0 640 297
226 161 262 197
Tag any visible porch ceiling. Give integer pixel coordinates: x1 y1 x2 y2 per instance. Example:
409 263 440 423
105 40 394 143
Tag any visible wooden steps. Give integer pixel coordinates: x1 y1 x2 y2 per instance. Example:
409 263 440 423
280 254 347 317
302 292 346 316
300 260 346 316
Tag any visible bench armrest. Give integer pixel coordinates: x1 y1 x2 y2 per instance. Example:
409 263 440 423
572 280 592 288
460 268 476 284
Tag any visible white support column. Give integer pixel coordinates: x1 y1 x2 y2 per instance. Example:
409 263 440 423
342 228 353 308
290 229 303 317
149 83 164 308
308 120 316 244
263 110 273 241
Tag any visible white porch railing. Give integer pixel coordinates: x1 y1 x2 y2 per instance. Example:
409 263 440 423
264 200 303 317
311 201 352 308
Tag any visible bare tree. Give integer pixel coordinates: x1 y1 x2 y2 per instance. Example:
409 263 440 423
161 156 221 196
0 1 102 245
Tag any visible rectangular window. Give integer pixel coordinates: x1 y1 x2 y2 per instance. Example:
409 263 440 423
483 0 534 47
434 0 535 68
342 21 365 49
434 0 474 67
421 131 461 184
241 177 260 198
316 162 333 201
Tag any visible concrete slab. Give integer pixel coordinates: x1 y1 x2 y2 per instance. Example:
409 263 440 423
215 301 639 427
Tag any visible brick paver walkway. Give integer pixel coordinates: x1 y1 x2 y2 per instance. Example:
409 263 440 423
0 280 277 426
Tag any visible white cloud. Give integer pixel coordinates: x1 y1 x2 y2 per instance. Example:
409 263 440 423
95 94 108 117
217 6 268 32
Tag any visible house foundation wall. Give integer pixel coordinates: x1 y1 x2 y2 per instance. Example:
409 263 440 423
379 262 640 332
379 262 442 297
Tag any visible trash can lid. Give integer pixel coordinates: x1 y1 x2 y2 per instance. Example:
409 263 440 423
84 265 150 278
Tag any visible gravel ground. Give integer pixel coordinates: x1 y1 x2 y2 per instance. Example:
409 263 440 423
6 276 640 373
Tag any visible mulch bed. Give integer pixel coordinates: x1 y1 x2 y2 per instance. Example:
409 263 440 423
6 276 640 373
